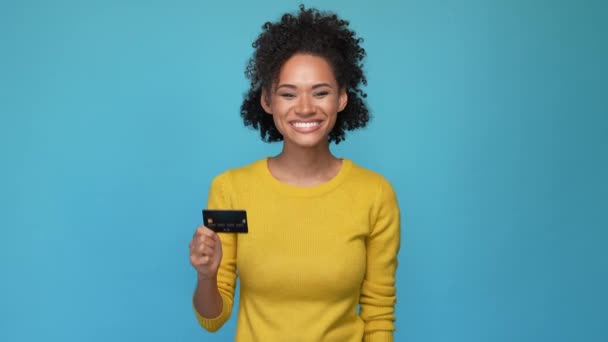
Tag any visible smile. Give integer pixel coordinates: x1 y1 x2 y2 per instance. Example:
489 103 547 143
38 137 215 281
291 121 321 128
289 120 323 133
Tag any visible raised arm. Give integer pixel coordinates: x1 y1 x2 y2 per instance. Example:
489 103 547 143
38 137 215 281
191 173 238 332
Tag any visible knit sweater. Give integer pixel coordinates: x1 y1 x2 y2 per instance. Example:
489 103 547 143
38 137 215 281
194 158 400 341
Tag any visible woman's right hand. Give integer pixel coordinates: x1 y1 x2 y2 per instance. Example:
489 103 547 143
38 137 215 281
189 225 223 280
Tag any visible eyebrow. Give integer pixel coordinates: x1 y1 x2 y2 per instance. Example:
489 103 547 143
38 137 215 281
276 83 333 91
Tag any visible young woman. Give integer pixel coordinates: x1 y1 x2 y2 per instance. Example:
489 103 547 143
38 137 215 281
189 6 401 341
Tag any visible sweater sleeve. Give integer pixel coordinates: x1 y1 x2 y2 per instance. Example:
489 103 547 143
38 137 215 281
193 172 239 332
360 176 401 342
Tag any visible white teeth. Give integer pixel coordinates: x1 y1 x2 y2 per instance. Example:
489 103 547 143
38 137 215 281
292 121 320 128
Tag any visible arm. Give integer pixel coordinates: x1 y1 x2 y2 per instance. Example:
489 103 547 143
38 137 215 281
193 274 222 319
192 173 239 332
360 177 401 341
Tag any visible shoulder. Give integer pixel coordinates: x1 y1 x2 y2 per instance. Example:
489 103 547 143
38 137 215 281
210 158 267 187
344 159 400 216
346 159 397 194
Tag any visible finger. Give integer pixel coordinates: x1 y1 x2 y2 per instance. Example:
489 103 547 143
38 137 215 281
200 236 215 248
194 255 210 265
194 225 216 239
189 241 203 255
201 226 215 237
196 233 216 248
189 237 214 257
193 225 205 239
198 243 215 256
190 254 209 266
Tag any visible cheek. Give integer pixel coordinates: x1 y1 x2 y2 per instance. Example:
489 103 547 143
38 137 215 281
322 100 341 120
272 115 283 127
269 99 291 116
270 110 287 136
322 97 341 111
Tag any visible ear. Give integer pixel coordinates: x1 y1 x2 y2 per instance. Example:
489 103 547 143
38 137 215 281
260 88 273 114
338 88 348 112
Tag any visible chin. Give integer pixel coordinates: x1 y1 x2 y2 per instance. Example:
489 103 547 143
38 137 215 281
285 135 327 149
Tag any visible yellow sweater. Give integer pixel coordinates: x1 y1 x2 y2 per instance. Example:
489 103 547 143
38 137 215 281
194 158 400 341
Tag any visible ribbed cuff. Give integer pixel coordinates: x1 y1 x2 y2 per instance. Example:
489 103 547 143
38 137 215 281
193 295 230 332
363 330 393 342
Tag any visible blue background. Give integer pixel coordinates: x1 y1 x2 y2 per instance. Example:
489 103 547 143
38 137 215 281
1 0 606 341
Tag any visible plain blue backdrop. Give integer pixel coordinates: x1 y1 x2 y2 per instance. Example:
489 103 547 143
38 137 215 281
1 0 606 341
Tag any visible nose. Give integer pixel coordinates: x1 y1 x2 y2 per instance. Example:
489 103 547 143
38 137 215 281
295 95 315 116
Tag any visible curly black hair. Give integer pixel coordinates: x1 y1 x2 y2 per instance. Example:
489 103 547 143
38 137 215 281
240 5 369 144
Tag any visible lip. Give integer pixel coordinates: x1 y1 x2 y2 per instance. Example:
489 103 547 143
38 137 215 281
289 120 323 134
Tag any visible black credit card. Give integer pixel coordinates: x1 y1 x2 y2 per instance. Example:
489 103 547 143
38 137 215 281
202 209 248 233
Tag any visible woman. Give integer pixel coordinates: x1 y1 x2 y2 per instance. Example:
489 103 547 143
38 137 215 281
189 5 400 341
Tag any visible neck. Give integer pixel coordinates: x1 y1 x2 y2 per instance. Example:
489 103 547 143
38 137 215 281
268 141 341 185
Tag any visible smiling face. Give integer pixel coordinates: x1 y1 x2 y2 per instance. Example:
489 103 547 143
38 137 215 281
261 54 348 149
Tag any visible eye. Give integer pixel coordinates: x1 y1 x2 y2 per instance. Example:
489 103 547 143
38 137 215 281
279 93 296 99
314 91 329 98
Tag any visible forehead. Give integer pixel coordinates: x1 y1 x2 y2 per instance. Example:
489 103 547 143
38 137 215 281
277 54 337 85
